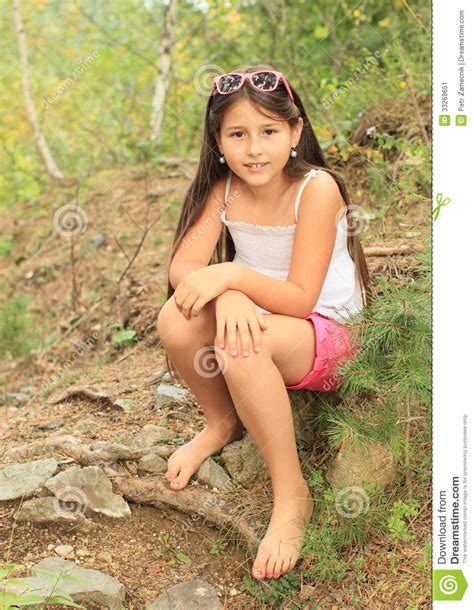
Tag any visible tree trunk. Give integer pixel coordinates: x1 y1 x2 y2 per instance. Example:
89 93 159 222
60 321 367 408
12 0 65 180
150 0 179 143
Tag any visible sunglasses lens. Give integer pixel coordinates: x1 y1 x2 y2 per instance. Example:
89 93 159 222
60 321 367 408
251 71 278 91
217 74 242 93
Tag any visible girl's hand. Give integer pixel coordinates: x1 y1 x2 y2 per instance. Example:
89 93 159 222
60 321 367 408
174 263 236 319
215 289 268 357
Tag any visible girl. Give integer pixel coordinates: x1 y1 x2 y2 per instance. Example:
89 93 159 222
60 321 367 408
157 64 371 581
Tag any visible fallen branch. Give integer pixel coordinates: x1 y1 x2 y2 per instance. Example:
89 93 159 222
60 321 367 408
364 244 424 257
2 435 173 464
102 463 260 549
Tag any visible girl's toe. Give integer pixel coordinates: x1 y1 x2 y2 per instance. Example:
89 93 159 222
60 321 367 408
265 555 279 579
280 557 291 576
273 558 284 578
252 548 271 579
165 463 180 482
170 466 193 490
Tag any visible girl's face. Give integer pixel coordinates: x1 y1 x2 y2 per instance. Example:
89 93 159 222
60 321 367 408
216 99 303 182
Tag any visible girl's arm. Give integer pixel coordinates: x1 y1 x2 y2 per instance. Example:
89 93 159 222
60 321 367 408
226 173 345 318
169 178 227 290
227 267 310 317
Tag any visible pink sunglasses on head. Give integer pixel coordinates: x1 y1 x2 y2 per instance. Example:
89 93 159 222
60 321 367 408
212 70 295 102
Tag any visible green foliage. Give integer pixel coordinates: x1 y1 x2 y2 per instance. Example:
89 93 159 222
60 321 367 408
0 293 41 359
0 563 85 608
0 1 430 211
387 499 420 542
300 471 421 584
240 570 300 608
336 244 431 403
109 323 137 348
208 536 227 555
0 237 13 256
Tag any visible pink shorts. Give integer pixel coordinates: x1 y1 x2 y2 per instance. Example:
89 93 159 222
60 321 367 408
285 311 360 393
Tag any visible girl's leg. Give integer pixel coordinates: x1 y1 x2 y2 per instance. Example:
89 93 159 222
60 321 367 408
213 314 317 580
157 296 245 490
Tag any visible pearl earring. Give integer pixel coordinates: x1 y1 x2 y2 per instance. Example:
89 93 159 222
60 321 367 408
218 154 226 164
290 148 298 158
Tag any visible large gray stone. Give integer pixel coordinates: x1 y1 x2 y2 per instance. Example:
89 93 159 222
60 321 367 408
146 579 221 610
16 496 95 531
138 453 168 474
194 457 233 491
5 556 126 609
134 424 176 447
155 383 189 409
0 459 58 501
220 433 269 488
44 465 131 518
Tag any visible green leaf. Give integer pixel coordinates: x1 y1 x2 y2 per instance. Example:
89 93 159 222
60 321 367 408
175 552 192 564
112 329 136 344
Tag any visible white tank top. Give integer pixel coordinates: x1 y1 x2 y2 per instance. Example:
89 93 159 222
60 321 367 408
220 168 363 322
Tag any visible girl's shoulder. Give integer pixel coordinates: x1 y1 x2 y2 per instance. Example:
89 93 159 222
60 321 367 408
299 167 346 213
304 166 341 190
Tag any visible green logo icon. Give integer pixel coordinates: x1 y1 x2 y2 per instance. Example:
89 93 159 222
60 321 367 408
433 569 468 600
439 115 450 126
433 193 451 220
455 114 467 126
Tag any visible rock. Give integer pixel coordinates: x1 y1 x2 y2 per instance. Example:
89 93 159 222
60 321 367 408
194 457 233 491
146 579 221 610
138 453 168 474
0 458 59 501
134 424 176 447
45 465 131 518
73 417 101 438
5 556 126 609
0 392 29 408
220 433 269 488
155 383 189 409
110 428 135 445
89 232 105 248
16 496 95 531
326 441 398 491
54 544 75 559
37 419 65 431
113 398 137 413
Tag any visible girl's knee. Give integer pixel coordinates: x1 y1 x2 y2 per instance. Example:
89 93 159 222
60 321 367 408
157 295 216 348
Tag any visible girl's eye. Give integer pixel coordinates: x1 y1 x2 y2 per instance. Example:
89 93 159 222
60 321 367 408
230 129 277 138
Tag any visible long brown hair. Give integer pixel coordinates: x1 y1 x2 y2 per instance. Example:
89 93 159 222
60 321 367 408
163 63 373 381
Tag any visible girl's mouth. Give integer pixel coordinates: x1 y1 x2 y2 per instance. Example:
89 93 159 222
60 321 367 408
244 162 269 172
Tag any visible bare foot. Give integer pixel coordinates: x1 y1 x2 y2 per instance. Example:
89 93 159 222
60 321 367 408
252 482 314 579
165 423 244 490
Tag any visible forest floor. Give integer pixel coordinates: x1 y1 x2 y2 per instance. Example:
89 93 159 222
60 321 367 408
0 160 430 609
